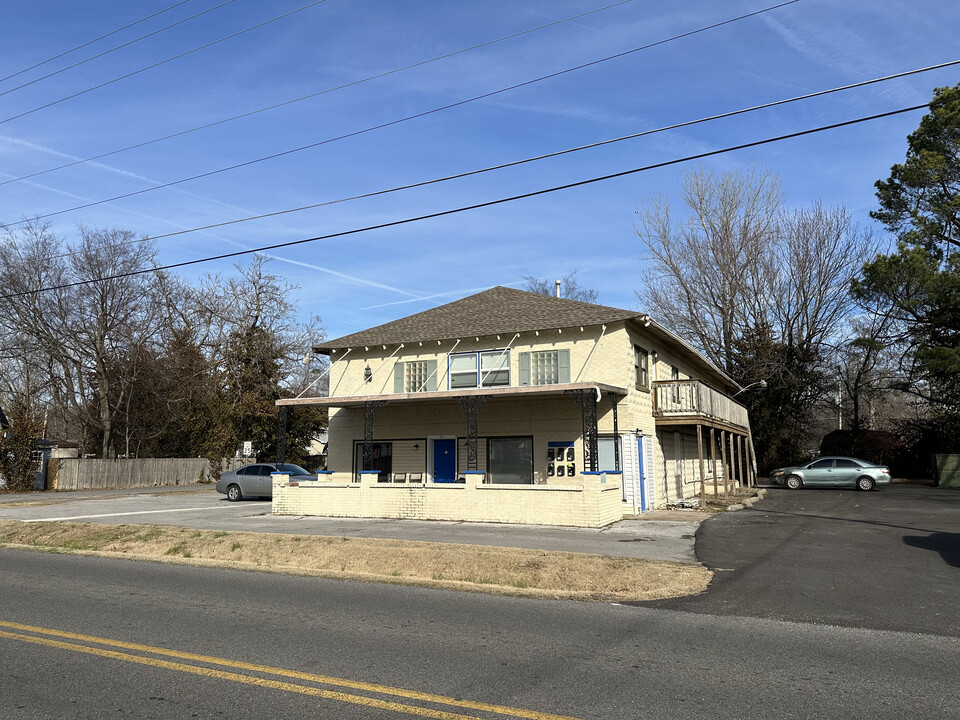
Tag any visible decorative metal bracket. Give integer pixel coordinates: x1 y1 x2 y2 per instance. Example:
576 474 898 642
362 400 387 470
456 395 489 470
565 389 598 472
275 406 290 466
609 392 621 472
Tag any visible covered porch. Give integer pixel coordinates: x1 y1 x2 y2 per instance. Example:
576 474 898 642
652 380 757 496
271 382 631 527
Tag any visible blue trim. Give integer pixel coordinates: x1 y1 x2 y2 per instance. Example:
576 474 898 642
316 470 334 475
637 436 647 512
582 471 604 475
548 441 575 448
462 471 485 475
358 470 381 475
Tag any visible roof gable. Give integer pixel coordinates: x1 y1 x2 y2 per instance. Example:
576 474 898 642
315 286 641 351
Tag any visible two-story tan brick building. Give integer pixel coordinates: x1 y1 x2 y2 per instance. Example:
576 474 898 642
274 287 754 527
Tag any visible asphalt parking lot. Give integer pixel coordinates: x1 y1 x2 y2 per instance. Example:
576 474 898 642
639 484 960 637
0 484 702 563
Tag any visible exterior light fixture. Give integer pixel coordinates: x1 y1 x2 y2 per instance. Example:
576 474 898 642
733 379 767 396
364 365 373 383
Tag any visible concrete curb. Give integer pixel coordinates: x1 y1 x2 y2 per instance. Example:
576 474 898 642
726 488 767 512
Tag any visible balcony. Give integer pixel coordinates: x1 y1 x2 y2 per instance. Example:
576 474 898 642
652 380 750 432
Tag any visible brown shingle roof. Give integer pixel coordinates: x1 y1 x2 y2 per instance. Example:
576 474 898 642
314 286 642 351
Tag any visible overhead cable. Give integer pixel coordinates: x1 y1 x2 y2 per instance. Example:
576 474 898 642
0 0 634 187
0 0 238 98
0 0 331 127
0 0 196 84
5 0 800 224
35 58 960 261
2 103 928 301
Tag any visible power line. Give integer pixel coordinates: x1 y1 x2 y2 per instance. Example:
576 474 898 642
5 0 800 226
0 0 331 127
33 57 959 262
0 0 196 84
0 0 238 98
0 0 633 188
2 103 928 300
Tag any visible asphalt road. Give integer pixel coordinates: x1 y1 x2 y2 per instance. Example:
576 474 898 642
2 549 959 720
641 484 960 637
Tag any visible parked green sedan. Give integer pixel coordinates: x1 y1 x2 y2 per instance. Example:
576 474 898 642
769 456 891 491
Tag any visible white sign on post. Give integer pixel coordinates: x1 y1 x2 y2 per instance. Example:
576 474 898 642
242 441 253 457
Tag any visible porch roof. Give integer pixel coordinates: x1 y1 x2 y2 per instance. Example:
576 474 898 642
276 381 628 408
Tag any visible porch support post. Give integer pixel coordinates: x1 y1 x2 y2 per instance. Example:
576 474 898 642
721 430 729 500
456 395 489 471
565 389 598 472
362 400 387 471
710 427 718 498
275 406 289 466
609 392 621 472
738 434 745 489
696 423 705 505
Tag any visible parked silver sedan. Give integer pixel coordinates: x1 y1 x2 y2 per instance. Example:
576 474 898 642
770 456 891 491
216 463 315 501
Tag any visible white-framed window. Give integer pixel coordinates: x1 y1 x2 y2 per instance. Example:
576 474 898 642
449 350 510 389
635 345 649 389
404 360 429 393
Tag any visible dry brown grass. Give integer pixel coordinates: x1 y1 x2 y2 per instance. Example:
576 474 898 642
0 519 711 602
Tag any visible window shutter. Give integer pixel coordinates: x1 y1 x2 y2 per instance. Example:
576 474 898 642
518 352 530 386
394 361 404 393
426 359 437 392
558 349 570 383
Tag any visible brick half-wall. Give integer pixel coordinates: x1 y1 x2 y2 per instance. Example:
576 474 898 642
272 472 624 528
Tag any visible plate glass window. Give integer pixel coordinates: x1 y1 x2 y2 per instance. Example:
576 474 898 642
486 437 533 484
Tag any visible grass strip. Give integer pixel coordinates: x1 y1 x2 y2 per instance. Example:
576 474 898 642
0 519 711 602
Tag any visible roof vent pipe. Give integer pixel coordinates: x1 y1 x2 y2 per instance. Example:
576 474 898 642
555 279 561 298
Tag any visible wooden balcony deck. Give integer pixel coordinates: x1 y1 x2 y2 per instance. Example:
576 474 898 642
652 380 750 433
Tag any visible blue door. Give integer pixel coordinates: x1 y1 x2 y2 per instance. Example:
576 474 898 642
433 439 457 483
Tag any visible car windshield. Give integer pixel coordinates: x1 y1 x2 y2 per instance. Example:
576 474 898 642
274 464 312 475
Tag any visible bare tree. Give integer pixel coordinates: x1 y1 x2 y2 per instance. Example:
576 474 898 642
635 165 782 372
0 223 163 457
634 166 877 467
523 270 599 304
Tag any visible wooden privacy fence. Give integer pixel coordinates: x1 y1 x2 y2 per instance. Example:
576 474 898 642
51 458 249 491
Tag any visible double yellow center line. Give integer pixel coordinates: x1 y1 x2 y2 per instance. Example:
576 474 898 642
0 620 579 720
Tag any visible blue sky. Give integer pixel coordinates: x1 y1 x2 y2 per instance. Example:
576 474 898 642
1 0 957 341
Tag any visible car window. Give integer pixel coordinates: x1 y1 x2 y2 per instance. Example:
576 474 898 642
236 466 251 476
835 459 859 469
274 464 311 475
256 465 273 476
809 459 834 469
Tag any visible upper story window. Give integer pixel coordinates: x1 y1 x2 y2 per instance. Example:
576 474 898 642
393 359 437 393
635 345 649 389
404 360 429 393
518 349 571 386
449 350 510 389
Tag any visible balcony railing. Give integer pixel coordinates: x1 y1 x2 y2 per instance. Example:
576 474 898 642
652 380 749 430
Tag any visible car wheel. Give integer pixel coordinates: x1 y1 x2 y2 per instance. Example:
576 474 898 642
226 484 243 502
785 475 802 490
856 476 875 491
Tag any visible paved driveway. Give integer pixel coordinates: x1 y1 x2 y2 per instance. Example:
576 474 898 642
639 484 960 637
